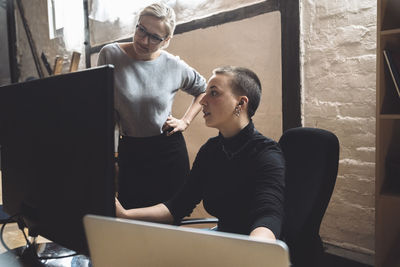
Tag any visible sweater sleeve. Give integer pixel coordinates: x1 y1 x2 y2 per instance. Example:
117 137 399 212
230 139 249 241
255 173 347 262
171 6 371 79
164 145 206 224
249 145 285 238
177 59 206 97
97 46 107 66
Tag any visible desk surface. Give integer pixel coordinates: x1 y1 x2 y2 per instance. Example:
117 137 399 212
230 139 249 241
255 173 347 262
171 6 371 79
0 222 90 266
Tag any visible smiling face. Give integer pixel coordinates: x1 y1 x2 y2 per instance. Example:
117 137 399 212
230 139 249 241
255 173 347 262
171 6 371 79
132 15 170 60
200 74 243 134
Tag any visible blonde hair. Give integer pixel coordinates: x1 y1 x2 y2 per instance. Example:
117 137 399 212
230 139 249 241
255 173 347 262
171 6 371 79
139 2 176 38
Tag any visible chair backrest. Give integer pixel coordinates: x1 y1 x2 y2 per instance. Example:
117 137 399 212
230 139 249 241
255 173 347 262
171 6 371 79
278 127 339 267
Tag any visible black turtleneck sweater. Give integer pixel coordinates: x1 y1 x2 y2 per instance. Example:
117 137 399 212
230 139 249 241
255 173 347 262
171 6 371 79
164 121 285 238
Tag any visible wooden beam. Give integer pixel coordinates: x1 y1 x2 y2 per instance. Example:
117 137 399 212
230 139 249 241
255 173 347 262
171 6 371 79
280 0 301 130
15 0 44 78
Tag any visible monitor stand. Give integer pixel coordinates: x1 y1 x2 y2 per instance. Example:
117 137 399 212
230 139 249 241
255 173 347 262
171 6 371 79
0 239 91 267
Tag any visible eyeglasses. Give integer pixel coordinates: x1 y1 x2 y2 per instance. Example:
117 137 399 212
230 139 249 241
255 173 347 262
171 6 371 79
135 24 166 45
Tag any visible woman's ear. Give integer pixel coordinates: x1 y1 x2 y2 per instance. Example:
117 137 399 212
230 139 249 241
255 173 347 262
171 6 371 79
161 36 172 49
238 96 249 106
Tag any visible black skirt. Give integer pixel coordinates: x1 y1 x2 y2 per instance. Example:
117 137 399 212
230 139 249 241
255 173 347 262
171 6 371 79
117 131 190 209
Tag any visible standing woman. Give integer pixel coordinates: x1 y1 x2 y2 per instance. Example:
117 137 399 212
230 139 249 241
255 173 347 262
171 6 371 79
97 3 206 209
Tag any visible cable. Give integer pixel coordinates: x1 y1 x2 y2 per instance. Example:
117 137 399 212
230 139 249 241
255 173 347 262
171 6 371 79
0 214 80 260
20 227 32 247
38 252 80 260
0 214 21 252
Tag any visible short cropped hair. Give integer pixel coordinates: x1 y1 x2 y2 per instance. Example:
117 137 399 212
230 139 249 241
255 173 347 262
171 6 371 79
213 66 262 118
139 2 176 38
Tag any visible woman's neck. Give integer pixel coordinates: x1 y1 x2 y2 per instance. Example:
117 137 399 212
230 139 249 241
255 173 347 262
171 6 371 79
124 43 161 61
219 118 250 138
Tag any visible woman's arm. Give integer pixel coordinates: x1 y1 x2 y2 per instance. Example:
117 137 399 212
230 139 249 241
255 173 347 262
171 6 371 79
115 198 174 224
249 226 276 241
249 146 286 240
162 93 205 136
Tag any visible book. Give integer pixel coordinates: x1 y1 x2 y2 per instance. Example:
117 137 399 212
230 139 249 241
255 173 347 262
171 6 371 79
383 49 400 98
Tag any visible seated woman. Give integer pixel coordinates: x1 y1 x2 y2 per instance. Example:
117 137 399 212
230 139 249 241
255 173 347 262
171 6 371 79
116 66 285 240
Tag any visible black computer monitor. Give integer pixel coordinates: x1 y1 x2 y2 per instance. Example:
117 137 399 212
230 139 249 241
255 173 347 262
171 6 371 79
0 65 115 255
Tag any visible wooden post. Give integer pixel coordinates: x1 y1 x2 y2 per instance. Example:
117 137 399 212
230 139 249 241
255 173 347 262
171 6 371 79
53 56 64 75
69 52 81 72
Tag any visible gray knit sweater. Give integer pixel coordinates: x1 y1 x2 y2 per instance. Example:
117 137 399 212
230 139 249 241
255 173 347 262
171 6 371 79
97 43 206 137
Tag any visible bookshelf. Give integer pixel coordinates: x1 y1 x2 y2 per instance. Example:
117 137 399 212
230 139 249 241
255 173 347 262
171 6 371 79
376 0 400 266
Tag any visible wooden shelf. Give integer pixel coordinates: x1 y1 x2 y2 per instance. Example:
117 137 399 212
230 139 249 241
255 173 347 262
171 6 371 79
379 114 400 119
381 28 400 36
380 192 400 200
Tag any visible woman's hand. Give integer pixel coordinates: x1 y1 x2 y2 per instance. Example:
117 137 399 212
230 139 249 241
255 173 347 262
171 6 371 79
162 115 190 136
249 227 276 241
115 197 127 218
114 200 174 223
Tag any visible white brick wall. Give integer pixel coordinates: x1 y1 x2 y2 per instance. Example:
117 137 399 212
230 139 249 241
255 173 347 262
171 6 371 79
301 0 376 255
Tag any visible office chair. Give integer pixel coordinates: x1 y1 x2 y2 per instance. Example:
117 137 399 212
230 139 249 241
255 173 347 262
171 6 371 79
279 127 339 267
180 127 339 267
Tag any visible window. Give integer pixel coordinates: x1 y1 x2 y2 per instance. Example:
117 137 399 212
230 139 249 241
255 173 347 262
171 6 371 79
47 0 64 39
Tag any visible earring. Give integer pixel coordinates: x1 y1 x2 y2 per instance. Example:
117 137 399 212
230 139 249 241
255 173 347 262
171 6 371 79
234 105 241 117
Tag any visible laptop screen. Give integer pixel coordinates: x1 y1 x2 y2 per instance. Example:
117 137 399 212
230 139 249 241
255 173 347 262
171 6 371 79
84 214 290 267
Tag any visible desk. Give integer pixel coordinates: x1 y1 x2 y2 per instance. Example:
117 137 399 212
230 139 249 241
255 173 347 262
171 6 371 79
0 219 91 266
0 242 90 267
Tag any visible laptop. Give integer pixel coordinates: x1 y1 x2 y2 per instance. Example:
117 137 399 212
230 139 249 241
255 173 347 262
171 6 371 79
83 214 290 267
